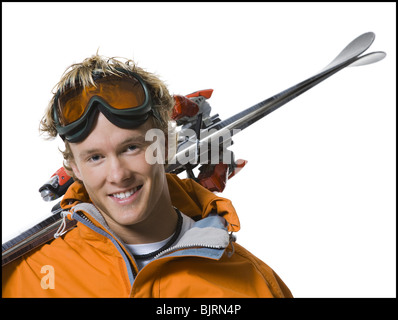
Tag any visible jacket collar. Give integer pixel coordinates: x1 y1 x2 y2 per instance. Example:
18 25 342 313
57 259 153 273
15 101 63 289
70 203 232 262
154 213 232 261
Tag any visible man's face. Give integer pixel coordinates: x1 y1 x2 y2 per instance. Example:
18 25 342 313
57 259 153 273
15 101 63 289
69 113 169 235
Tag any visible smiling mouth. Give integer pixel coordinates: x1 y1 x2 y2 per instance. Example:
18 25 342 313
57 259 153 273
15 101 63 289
110 185 143 199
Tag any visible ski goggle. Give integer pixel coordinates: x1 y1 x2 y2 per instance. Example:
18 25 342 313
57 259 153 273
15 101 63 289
53 69 155 142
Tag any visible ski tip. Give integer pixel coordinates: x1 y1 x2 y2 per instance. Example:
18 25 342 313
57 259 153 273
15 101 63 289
360 31 380 47
350 32 376 52
321 31 377 72
349 51 386 67
361 31 376 40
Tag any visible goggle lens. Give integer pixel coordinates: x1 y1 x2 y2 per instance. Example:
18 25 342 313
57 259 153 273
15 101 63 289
57 75 147 125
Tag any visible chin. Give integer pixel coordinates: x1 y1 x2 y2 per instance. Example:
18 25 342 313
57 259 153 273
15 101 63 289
110 203 148 226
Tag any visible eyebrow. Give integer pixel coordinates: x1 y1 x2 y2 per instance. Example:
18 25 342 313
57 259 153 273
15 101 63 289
77 135 147 160
118 135 147 146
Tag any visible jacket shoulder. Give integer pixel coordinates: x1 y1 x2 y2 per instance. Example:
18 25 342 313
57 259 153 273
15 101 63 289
229 242 293 297
2 227 80 297
2 224 130 298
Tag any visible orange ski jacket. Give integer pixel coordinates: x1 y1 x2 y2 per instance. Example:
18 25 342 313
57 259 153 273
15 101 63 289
2 174 292 298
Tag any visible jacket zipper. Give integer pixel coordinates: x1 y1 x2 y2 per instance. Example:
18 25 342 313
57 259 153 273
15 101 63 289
154 227 236 260
153 242 228 260
72 211 138 280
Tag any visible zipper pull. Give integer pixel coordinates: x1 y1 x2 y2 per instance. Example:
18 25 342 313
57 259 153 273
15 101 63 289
227 231 236 258
54 211 72 238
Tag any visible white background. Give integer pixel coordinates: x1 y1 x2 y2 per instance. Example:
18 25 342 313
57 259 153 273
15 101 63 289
2 2 396 297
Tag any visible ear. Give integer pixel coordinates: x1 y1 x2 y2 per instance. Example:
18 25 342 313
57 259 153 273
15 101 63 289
70 161 83 181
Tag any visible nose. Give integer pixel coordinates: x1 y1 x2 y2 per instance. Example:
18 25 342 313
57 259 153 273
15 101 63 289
107 156 132 184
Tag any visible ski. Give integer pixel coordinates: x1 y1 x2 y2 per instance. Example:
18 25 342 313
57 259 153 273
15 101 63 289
2 209 77 266
166 32 386 173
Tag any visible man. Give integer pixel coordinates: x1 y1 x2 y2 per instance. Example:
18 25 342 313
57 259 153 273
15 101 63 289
2 54 292 297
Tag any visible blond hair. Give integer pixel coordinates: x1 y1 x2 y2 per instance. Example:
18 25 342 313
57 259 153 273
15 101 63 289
39 54 175 176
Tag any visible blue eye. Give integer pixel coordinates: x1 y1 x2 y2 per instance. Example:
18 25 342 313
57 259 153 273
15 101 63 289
89 155 102 162
127 145 137 152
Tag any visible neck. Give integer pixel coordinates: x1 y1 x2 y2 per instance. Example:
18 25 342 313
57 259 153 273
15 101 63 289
122 204 178 245
102 190 178 245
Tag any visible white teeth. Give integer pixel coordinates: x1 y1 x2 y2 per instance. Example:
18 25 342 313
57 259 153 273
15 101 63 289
112 187 139 199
